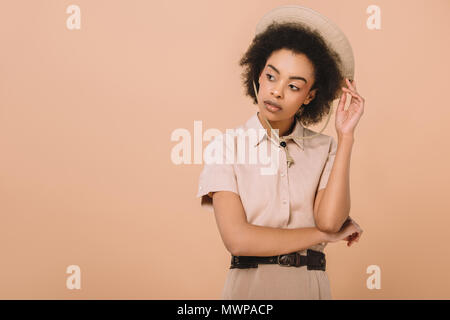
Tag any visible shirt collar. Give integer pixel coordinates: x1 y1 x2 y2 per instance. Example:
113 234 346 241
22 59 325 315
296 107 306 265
244 111 305 150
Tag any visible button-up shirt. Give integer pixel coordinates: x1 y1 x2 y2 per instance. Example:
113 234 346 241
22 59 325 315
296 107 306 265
196 111 338 252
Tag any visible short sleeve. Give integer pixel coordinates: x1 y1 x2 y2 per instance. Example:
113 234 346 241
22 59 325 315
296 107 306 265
318 136 338 191
196 134 239 212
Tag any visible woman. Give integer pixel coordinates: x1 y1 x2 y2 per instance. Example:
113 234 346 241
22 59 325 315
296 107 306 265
196 5 365 299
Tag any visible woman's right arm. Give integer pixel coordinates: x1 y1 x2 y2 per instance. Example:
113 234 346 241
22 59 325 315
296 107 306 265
212 191 338 257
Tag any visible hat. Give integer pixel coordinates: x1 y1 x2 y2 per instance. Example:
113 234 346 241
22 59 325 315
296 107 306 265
255 5 355 81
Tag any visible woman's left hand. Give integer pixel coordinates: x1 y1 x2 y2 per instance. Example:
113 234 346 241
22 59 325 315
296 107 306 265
335 78 365 139
343 216 363 247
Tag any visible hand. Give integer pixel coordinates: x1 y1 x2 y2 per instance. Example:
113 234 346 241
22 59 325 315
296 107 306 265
342 217 363 247
335 78 365 139
324 216 363 246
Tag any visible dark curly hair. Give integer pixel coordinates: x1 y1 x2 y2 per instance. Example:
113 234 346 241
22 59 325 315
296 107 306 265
239 21 345 127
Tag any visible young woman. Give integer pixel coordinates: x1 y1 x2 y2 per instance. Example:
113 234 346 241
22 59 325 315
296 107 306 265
196 5 365 299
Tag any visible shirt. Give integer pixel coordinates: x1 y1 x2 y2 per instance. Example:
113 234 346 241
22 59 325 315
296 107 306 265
195 111 338 299
197 111 337 233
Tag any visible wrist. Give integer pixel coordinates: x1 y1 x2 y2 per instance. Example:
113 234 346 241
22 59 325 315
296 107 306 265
337 133 355 142
317 228 334 243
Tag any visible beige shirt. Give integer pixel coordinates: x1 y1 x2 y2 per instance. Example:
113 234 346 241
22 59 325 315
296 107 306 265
196 111 337 299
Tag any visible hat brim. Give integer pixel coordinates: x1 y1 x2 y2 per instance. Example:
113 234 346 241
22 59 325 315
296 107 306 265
255 5 355 89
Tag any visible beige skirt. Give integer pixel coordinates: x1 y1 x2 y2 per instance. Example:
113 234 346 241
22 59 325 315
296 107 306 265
221 248 332 300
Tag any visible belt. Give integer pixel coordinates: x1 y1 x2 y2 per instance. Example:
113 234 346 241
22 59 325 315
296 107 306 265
230 249 326 271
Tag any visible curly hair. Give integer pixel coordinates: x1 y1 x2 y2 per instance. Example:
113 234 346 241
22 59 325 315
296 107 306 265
239 21 345 127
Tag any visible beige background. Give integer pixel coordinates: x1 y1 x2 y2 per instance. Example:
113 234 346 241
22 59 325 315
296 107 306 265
0 0 449 299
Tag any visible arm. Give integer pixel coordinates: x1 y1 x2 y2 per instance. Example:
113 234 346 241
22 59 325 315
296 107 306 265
314 135 354 233
314 77 365 233
212 191 330 257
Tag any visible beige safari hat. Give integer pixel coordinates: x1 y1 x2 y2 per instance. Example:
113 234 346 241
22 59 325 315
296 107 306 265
255 4 355 81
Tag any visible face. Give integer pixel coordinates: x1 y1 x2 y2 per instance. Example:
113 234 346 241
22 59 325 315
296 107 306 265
256 48 317 121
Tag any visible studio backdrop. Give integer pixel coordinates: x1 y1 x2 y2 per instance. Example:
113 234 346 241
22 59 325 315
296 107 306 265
1 0 449 299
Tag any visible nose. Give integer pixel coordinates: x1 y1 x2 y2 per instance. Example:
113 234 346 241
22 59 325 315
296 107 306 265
271 81 284 99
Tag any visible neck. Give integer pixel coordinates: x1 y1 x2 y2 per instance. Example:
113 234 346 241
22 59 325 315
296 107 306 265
257 112 296 138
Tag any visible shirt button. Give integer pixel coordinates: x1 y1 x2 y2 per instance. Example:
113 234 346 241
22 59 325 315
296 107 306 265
281 173 286 177
282 200 287 204
199 186 202 190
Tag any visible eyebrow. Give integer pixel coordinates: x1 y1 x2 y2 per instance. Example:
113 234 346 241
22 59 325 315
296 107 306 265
267 64 307 83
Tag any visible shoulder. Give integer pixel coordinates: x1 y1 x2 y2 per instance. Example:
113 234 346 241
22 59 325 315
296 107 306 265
302 127 336 149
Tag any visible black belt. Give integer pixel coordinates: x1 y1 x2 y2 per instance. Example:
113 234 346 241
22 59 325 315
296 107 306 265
230 249 326 271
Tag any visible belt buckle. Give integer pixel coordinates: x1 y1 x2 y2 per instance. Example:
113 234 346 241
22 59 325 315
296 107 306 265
277 253 297 267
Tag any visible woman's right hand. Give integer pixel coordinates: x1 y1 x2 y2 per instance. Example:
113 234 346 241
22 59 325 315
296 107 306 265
323 217 363 246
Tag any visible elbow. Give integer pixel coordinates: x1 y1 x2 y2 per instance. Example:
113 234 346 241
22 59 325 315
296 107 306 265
315 206 351 233
229 233 249 256
229 247 240 257
316 219 341 234
226 221 254 256
227 235 245 256
227 222 250 256
326 224 342 234
228 241 242 256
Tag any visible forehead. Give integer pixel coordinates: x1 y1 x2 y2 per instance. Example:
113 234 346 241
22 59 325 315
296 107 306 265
265 49 315 80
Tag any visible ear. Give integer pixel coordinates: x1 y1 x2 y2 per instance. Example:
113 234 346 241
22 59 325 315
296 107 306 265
304 88 317 105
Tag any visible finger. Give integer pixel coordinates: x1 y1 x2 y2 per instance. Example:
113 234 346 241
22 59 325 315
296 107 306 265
348 233 357 241
341 86 360 98
343 96 365 117
348 234 359 245
341 88 362 103
342 87 365 105
341 87 362 100
346 232 357 241
348 232 357 239
337 90 347 112
346 78 357 90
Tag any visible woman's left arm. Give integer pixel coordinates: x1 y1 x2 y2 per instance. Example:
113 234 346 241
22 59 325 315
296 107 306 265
314 78 365 233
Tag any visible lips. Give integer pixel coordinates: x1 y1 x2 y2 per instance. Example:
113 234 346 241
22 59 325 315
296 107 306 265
264 100 282 110
264 101 282 112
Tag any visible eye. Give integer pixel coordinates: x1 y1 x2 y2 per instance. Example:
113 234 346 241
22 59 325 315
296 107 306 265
266 73 275 81
266 73 299 91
